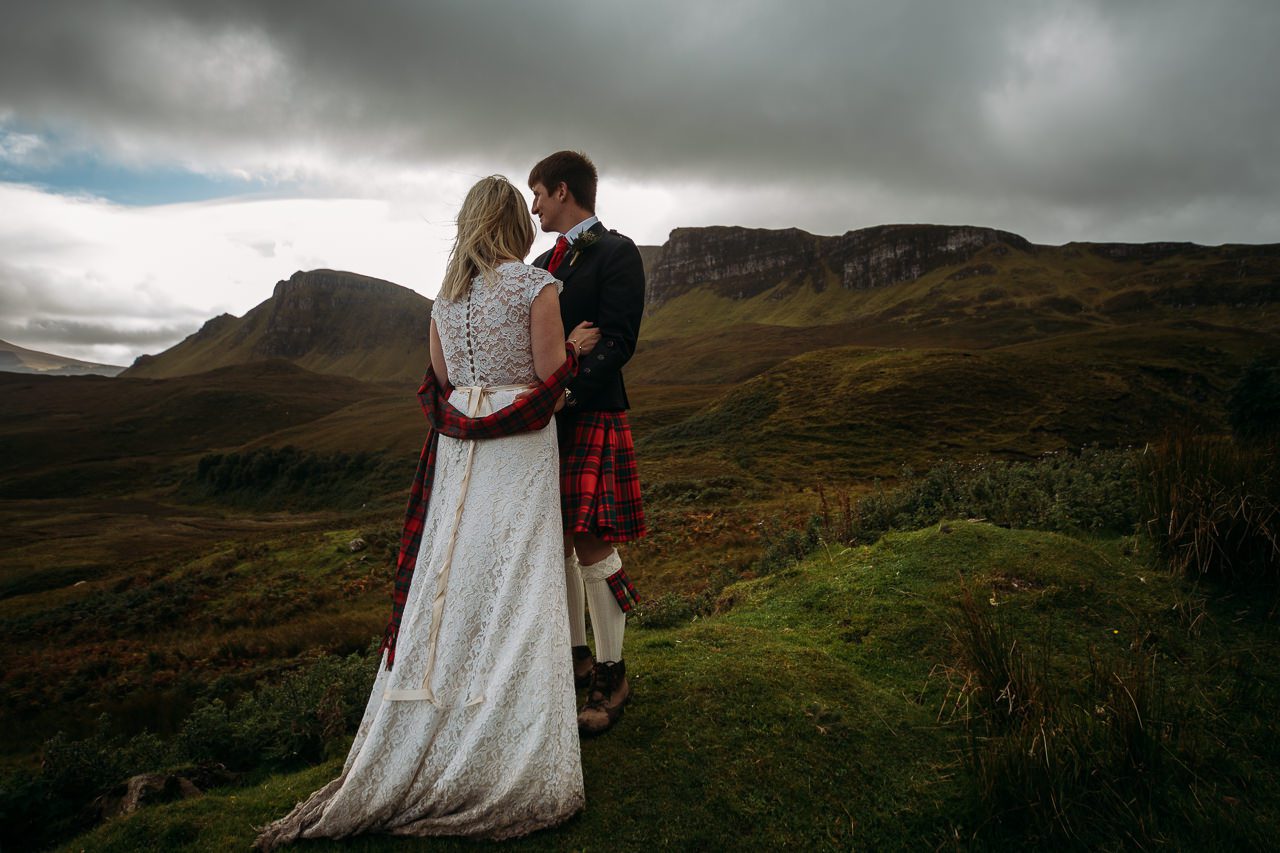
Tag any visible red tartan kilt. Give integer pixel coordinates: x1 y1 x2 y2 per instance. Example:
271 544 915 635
558 410 647 543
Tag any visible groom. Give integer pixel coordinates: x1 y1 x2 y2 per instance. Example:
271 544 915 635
529 150 647 736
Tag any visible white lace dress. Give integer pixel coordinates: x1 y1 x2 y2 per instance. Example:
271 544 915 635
254 262 583 847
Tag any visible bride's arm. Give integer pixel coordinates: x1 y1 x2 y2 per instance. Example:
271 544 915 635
530 283 569 410
429 319 450 390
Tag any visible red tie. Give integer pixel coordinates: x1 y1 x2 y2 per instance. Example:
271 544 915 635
547 235 570 274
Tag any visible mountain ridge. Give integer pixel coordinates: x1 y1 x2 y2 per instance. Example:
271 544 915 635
119 224 1280 384
122 269 432 383
643 223 1035 308
637 223 1280 339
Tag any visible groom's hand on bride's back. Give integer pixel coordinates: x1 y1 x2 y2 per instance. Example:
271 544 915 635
513 383 568 412
516 321 598 403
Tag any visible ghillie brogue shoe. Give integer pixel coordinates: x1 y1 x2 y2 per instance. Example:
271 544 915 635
577 659 630 736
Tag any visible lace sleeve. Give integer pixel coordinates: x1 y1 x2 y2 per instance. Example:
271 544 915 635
525 267 562 303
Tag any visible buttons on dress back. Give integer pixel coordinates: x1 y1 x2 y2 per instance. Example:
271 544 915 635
464 287 476 379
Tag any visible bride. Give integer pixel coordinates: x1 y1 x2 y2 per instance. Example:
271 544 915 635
253 175 599 847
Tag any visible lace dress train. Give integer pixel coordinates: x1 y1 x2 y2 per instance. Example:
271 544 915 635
253 263 583 847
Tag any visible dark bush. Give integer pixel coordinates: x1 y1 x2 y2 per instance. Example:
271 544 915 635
755 514 822 574
208 649 376 768
0 716 184 849
189 445 405 510
1227 354 1280 443
817 444 1141 550
3 643 380 851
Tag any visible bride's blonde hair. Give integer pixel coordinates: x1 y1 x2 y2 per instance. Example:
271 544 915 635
438 175 535 301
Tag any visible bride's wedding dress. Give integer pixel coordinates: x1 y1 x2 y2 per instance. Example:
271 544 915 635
254 262 583 847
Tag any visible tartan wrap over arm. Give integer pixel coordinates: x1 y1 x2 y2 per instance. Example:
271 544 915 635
378 344 579 669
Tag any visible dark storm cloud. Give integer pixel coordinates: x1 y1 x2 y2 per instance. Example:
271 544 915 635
0 261 202 358
0 316 196 347
2 0 1279 242
0 261 205 322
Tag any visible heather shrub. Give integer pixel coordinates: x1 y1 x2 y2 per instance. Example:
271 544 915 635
817 444 1141 549
3 644 379 851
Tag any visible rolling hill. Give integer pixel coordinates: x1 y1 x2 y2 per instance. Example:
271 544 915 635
0 360 394 499
637 319 1278 483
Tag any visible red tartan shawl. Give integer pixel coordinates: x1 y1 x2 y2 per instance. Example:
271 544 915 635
378 343 579 669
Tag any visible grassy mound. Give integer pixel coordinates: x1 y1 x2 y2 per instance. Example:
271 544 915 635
58 521 1280 851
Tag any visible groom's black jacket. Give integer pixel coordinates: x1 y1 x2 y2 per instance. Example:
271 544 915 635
533 221 646 412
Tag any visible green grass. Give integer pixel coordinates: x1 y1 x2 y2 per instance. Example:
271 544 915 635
55 521 1280 851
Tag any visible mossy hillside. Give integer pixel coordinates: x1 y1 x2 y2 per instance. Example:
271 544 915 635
57 521 1280 850
641 322 1269 483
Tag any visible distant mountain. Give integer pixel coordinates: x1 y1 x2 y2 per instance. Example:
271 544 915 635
637 224 1280 343
119 228 1280 389
0 339 125 376
121 270 432 383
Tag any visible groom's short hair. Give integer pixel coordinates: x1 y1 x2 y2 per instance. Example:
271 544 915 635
529 151 597 213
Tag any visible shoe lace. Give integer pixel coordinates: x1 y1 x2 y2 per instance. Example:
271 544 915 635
586 664 614 706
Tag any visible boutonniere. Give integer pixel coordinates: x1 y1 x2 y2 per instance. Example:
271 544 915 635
568 230 601 267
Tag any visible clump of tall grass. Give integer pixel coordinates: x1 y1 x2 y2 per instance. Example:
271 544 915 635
1136 427 1280 594
945 586 1176 846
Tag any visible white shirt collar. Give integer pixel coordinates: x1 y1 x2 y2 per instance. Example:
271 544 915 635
561 215 599 244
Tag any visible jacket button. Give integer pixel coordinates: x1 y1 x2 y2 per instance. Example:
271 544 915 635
584 367 592 374
607 340 614 347
596 354 605 360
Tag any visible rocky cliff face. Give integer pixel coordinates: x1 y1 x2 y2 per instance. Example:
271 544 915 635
644 223 1034 308
646 227 824 304
122 270 433 382
831 225 1033 291
248 270 429 359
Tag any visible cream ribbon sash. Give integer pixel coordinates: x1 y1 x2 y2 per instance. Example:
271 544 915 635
384 383 529 706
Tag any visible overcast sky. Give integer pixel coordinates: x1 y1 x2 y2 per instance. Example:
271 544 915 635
2 0 1278 365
